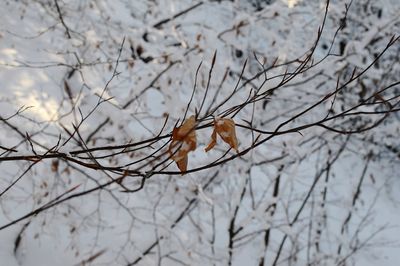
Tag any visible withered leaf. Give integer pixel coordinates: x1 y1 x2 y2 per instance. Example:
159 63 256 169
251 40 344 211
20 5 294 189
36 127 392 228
205 117 238 153
175 154 188 173
204 128 217 152
169 115 197 173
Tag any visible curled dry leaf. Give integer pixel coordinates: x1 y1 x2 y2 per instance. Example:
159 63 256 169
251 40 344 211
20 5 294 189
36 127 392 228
204 128 217 152
169 115 197 173
205 117 238 153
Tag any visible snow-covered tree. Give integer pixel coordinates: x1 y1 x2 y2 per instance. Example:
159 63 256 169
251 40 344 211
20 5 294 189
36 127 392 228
0 0 399 265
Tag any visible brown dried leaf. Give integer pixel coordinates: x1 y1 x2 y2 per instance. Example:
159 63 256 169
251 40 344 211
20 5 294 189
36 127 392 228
175 155 188 173
169 115 197 174
206 117 238 153
204 128 217 152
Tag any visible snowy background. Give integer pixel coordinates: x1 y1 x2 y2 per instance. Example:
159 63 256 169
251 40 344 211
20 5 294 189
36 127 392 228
0 0 399 265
